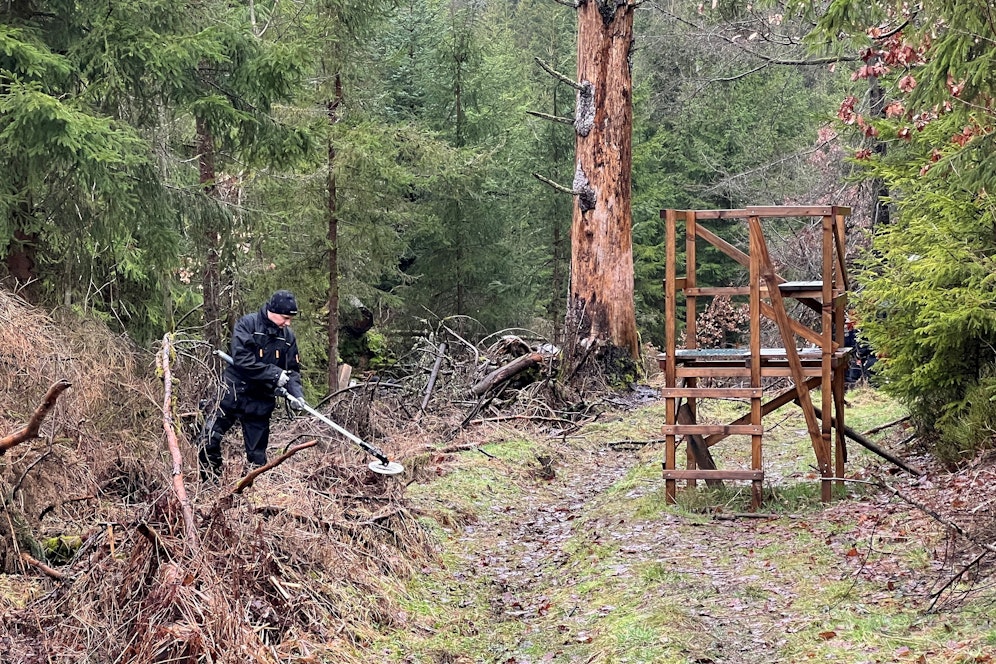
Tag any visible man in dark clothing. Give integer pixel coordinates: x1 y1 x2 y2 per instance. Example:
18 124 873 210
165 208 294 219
197 290 307 481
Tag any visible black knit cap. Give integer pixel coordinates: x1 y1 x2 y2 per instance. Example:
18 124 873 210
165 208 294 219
267 290 298 316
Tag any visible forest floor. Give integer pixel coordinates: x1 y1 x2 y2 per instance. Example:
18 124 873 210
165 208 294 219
3 292 996 664
357 386 996 664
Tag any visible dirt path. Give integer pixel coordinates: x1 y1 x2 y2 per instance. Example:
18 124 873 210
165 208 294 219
398 397 995 664
446 444 793 663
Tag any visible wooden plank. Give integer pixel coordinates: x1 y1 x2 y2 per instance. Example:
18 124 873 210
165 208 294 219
676 209 748 220
686 286 753 296
675 367 753 378
687 210 698 348
659 387 763 398
662 469 764 481
665 209 677 389
778 280 823 292
746 205 838 217
703 377 822 447
694 224 751 270
672 206 851 220
662 424 763 435
664 209 678 504
834 213 850 291
749 216 832 481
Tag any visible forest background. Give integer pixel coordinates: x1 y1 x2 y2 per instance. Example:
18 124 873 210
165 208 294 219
3 0 996 458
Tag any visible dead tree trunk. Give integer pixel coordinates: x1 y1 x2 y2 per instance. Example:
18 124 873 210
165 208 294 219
564 0 640 384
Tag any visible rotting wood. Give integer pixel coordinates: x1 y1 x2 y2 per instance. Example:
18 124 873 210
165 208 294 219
0 379 72 453
157 334 198 550
231 439 318 494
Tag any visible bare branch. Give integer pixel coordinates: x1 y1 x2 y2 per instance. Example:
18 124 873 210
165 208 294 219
20 553 67 582
157 334 198 550
0 380 72 454
532 172 576 196
534 57 584 90
232 440 318 494
526 110 575 125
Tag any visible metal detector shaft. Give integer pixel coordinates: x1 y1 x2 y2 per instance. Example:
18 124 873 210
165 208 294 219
275 387 391 466
213 349 392 466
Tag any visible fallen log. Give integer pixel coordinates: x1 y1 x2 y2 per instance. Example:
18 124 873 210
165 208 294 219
471 352 547 396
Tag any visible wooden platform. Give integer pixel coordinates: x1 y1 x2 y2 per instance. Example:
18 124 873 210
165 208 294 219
660 206 850 507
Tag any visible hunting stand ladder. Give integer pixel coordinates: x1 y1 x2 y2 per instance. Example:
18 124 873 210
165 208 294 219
659 206 852 507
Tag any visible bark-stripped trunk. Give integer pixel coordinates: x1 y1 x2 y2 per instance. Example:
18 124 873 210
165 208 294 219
565 0 639 379
197 116 225 352
326 74 343 392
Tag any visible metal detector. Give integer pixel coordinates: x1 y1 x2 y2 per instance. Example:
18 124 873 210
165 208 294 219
214 350 404 475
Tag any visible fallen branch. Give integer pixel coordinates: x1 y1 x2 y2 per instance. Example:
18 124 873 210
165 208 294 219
20 552 67 582
232 440 318 494
137 522 175 561
807 402 923 476
863 414 911 436
871 477 996 555
157 333 198 550
0 380 72 454
607 439 666 449
713 512 778 521
471 352 547 396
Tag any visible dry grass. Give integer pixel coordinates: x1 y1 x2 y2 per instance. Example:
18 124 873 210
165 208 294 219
0 292 440 663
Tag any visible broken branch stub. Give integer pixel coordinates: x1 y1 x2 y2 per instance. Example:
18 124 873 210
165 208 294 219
0 379 72 454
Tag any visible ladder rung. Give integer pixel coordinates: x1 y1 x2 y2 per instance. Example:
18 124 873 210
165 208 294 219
662 424 762 435
660 387 763 398
662 469 764 481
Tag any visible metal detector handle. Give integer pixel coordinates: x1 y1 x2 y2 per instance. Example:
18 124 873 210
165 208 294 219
212 349 391 466
214 349 235 365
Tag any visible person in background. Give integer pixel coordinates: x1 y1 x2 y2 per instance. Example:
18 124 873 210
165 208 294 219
196 289 307 481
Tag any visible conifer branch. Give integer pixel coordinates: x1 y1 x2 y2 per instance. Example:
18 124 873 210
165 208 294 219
526 110 575 125
534 58 584 91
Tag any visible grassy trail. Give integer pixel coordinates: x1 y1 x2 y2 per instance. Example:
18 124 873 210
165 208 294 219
365 388 996 663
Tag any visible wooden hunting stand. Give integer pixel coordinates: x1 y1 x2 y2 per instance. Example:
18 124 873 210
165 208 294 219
658 206 852 507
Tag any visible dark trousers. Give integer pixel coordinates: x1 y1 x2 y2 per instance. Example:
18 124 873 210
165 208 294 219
197 402 272 479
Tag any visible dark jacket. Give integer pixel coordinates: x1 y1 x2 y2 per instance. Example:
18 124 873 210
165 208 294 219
222 307 304 416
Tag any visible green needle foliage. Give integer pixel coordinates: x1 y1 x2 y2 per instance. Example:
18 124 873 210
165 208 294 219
795 0 996 460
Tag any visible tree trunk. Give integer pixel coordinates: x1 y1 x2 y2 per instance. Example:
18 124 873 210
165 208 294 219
197 115 225 352
868 60 890 228
326 74 343 392
564 0 640 381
